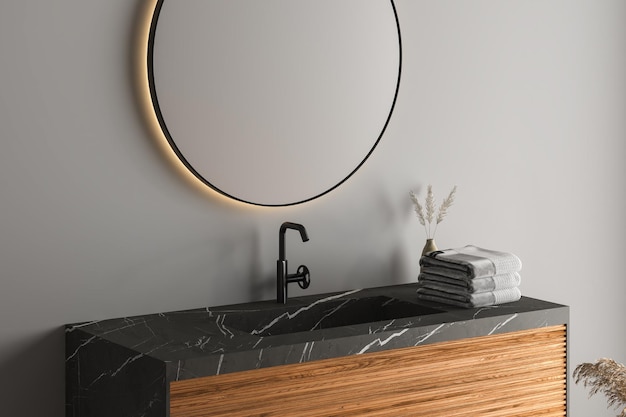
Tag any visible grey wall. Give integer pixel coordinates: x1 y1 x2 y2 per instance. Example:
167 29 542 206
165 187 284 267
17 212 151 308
0 1 624 416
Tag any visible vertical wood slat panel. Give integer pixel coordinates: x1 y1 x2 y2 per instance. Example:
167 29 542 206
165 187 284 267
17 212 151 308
170 325 567 416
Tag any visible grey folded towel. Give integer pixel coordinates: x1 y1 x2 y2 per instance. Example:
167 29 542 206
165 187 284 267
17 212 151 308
420 245 522 280
416 286 522 308
418 271 521 294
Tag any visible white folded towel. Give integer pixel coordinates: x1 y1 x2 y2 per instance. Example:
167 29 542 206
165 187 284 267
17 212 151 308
420 245 522 280
416 286 522 308
418 271 521 294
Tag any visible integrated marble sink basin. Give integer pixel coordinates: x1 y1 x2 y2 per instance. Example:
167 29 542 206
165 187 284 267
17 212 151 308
223 295 442 337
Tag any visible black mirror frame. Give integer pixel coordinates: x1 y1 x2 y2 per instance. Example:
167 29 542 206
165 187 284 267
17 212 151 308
146 0 402 207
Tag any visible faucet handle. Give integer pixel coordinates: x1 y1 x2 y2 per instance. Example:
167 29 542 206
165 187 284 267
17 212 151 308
295 265 310 289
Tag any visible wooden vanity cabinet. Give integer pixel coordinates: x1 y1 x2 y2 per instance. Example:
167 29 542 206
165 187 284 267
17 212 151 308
66 290 568 417
170 325 567 417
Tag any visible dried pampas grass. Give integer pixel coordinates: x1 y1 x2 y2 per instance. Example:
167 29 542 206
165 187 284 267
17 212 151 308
409 191 426 227
574 358 626 417
409 185 457 239
436 186 457 224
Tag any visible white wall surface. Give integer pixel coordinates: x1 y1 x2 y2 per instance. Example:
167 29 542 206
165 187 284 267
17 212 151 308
0 1 624 416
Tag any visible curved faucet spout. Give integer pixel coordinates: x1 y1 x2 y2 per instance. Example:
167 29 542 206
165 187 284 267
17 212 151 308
279 222 309 261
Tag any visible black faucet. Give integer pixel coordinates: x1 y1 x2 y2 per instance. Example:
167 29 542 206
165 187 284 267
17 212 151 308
277 222 310 304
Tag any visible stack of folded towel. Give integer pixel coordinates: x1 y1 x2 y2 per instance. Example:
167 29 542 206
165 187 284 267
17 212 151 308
417 245 522 308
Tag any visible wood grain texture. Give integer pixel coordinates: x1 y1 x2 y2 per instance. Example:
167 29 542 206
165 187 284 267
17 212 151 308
170 325 567 416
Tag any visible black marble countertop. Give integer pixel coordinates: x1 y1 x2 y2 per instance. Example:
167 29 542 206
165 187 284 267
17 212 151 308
65 284 568 417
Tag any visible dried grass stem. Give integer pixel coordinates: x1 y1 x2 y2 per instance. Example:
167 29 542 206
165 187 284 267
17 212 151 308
574 358 626 417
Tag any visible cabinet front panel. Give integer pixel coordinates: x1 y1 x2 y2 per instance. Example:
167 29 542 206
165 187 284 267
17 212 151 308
170 325 567 417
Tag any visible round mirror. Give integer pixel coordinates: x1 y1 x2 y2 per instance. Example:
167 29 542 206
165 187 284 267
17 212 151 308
148 0 401 206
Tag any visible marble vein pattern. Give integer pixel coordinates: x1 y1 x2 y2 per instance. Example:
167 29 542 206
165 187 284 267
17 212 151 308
488 313 519 335
357 328 409 354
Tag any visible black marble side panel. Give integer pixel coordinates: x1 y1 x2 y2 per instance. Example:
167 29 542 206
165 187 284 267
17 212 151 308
66 327 166 417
